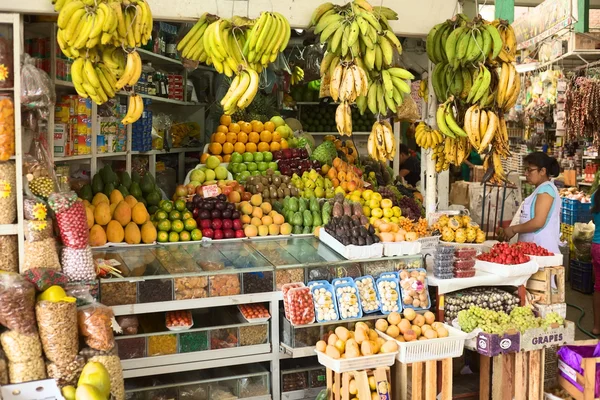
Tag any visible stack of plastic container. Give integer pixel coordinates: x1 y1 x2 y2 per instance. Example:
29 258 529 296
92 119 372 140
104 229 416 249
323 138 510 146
453 247 476 278
433 244 454 279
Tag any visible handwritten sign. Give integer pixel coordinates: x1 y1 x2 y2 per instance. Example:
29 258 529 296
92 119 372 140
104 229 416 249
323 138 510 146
513 0 573 50
202 184 220 198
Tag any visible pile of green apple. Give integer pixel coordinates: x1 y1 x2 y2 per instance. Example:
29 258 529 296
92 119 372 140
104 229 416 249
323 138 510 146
290 169 339 199
228 151 279 183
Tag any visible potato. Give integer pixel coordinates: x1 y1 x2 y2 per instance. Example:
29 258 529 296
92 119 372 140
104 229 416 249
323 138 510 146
355 322 369 332
328 333 339 346
368 329 378 342
361 340 375 356
387 312 401 326
335 326 350 342
345 340 360 359
326 344 341 359
354 328 368 344
375 319 388 332
316 340 327 352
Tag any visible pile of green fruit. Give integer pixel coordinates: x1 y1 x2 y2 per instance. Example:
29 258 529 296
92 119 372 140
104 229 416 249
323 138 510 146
227 151 279 182
274 196 331 234
152 199 202 243
300 105 376 133
79 165 163 214
290 170 336 199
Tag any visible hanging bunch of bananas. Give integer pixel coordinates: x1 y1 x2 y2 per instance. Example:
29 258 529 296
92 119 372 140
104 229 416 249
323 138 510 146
483 150 507 184
290 66 305 85
492 19 517 63
432 144 449 172
53 0 153 125
418 78 428 99
415 122 444 150
436 97 468 139
362 67 414 116
367 120 395 161
496 62 520 111
329 62 368 136
220 68 260 115
177 11 291 76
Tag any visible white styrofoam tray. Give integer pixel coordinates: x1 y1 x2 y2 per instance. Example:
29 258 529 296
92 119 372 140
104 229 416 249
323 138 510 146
474 259 539 277
381 241 422 257
377 323 468 363
319 228 383 260
529 253 564 268
314 350 396 373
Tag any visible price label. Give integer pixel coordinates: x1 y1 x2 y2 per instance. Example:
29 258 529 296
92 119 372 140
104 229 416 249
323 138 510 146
202 184 220 198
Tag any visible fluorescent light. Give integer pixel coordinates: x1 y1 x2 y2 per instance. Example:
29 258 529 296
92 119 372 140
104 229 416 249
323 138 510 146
516 63 539 73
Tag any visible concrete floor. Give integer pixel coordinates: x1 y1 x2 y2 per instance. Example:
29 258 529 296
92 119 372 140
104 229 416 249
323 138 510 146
565 285 597 340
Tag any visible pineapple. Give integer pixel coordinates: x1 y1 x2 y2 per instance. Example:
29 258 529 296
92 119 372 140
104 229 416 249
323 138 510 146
466 227 477 243
455 228 467 243
442 226 455 242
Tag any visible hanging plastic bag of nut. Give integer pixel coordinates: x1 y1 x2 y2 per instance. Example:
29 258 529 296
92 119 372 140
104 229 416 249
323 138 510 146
61 246 96 281
8 357 46 383
0 274 37 335
77 303 115 351
25 219 54 242
0 235 18 272
0 350 7 385
45 355 85 387
0 329 43 363
0 161 17 224
23 236 61 272
23 196 48 220
23 130 57 200
395 94 420 122
20 54 56 120
0 96 16 161
49 193 90 249
35 299 79 364
89 355 125 400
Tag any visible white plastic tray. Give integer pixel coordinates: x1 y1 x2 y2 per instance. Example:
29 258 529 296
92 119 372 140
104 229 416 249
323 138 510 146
382 241 422 257
314 350 396 373
319 229 383 260
377 323 468 363
529 253 564 268
474 259 539 277
237 305 271 323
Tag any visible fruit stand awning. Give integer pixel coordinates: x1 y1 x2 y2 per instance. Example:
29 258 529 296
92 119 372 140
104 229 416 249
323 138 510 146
1 0 459 37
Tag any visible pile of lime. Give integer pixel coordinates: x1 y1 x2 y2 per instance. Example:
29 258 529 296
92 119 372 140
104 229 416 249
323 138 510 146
152 199 202 242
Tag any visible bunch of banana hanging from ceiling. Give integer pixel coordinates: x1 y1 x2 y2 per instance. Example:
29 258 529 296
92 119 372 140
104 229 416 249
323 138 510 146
330 62 368 136
432 143 450 172
220 68 260 115
291 66 305 85
363 67 414 117
55 0 152 58
492 19 517 63
418 78 428 100
176 11 291 76
367 120 395 161
482 149 507 184
496 61 520 112
436 97 468 139
312 0 402 74
415 122 443 150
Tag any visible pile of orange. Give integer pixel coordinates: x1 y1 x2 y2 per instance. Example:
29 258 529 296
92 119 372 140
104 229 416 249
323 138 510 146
202 115 289 163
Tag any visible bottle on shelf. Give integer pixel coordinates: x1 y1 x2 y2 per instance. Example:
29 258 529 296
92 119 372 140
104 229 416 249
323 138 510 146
143 62 156 96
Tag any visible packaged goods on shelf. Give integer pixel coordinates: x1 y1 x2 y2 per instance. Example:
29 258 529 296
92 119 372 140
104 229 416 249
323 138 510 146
0 275 37 335
45 354 85 387
0 96 16 161
77 304 115 351
0 235 18 272
0 161 16 223
0 330 43 363
8 357 46 383
35 300 79 364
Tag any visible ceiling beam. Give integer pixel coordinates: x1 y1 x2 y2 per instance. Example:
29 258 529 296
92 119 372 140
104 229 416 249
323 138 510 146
467 0 600 7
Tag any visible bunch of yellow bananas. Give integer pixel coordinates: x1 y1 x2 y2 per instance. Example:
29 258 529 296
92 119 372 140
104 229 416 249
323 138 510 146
496 62 520 112
335 102 352 136
220 69 260 115
177 12 291 77
367 120 395 161
415 122 443 150
290 66 305 85
431 144 449 172
492 19 517 63
482 149 507 184
464 104 510 157
53 0 153 125
418 79 428 99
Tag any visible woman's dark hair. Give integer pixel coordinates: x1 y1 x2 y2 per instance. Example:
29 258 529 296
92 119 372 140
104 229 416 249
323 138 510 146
524 152 560 177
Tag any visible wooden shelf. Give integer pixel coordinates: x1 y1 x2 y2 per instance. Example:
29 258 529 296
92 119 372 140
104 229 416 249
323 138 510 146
54 154 92 161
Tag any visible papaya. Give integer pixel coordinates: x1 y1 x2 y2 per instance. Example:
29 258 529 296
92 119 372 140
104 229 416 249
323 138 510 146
89 224 107 247
124 222 141 244
93 203 111 226
113 201 132 226
106 220 124 243
78 362 111 399
85 207 94 229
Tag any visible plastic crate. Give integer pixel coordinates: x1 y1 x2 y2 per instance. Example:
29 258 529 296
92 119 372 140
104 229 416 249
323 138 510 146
570 260 594 294
561 210 577 225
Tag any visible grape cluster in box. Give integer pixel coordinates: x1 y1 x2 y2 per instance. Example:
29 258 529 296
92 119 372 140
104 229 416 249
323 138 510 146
454 247 477 278
191 193 244 240
274 148 320 177
283 283 315 326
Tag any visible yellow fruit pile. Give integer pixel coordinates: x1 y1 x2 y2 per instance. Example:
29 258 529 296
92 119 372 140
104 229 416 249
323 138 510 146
85 190 157 246
375 310 448 342
202 115 290 163
315 322 398 360
239 194 291 237
435 214 485 243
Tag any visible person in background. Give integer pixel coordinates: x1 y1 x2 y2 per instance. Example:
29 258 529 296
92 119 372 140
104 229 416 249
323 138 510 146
461 148 483 181
590 190 600 335
503 152 561 253
398 144 421 187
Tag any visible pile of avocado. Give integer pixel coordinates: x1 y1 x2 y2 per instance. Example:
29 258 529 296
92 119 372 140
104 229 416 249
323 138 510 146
79 165 163 215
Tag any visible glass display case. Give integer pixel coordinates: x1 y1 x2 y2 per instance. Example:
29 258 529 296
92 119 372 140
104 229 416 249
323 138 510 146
125 365 270 399
94 237 424 307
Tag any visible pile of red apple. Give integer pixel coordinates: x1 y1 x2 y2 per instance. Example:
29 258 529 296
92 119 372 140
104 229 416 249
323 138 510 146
273 148 321 176
192 194 245 240
477 242 531 265
175 181 251 204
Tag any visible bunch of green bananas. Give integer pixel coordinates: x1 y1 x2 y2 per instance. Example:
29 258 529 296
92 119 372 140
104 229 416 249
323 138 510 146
360 67 413 117
415 122 443 150
290 66 305 85
367 120 395 161
53 0 152 125
177 12 291 77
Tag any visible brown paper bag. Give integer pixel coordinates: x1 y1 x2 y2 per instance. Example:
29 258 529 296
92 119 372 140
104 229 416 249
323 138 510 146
563 169 577 187
450 181 470 208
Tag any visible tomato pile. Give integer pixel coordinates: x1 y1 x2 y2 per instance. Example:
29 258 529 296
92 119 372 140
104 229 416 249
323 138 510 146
166 310 193 327
238 303 271 320
477 242 531 265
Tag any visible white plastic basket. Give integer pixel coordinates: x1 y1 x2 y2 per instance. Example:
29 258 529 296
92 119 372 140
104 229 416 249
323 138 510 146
377 324 468 363
314 350 396 373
